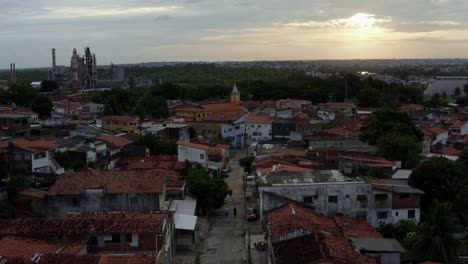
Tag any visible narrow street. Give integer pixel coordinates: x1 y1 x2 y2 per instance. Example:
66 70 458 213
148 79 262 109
199 151 247 263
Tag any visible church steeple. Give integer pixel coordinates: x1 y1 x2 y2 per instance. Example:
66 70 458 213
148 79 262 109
230 83 241 103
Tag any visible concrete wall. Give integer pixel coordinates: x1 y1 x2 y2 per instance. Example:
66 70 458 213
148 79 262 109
392 208 420 224
259 183 376 226
309 139 363 150
47 192 161 218
177 145 207 164
246 122 272 141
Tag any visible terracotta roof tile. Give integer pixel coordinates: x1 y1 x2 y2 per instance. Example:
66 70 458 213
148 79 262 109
424 127 447 135
101 115 138 123
244 115 276 124
48 170 166 194
200 103 243 112
176 140 210 150
332 215 382 238
0 236 85 259
452 120 467 129
14 138 57 153
324 127 352 136
267 203 378 264
99 255 158 264
0 212 170 236
95 135 132 148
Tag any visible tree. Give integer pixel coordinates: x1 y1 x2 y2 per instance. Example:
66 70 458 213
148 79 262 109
429 92 441 107
377 220 419 246
455 87 462 97
39 80 59 92
0 152 9 185
136 133 177 155
185 166 228 215
409 157 468 224
54 151 72 169
8 82 37 107
464 84 468 97
239 156 254 174
357 86 380 107
31 96 53 119
377 133 420 168
413 201 462 263
360 108 423 145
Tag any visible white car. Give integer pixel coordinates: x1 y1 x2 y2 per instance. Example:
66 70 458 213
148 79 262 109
246 175 255 181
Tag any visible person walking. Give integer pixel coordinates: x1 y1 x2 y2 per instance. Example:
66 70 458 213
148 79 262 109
225 206 229 216
233 207 237 217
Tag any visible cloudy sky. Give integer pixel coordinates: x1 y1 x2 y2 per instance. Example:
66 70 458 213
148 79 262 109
2 0 468 67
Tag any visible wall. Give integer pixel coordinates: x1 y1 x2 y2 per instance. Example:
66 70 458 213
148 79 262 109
317 110 336 121
309 139 362 150
187 122 222 140
177 145 207 164
391 208 420 224
31 151 51 172
102 120 138 133
259 182 376 226
48 192 162 218
245 122 272 141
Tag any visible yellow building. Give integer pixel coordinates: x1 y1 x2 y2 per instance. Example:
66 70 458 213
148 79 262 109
101 115 139 134
230 84 241 103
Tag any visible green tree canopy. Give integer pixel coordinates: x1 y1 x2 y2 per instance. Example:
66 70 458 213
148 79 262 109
413 200 462 263
455 87 462 97
185 166 228 215
360 108 423 145
31 96 53 119
8 82 37 107
377 133 421 168
409 157 468 224
39 80 59 92
136 133 177 155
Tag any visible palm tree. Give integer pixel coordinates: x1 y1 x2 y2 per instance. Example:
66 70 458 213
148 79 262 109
413 200 462 263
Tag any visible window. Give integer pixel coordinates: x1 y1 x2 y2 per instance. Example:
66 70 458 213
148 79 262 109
374 194 388 201
399 194 410 199
123 123 127 126
395 212 399 216
111 234 121 243
251 125 254 128
303 196 313 203
106 121 110 125
257 125 261 128
377 211 388 219
200 154 205 160
408 210 415 219
72 198 80 207
125 234 133 242
328 195 338 203
88 236 98 245
130 197 137 204
357 195 367 202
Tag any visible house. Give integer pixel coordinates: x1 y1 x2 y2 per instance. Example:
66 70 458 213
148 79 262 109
258 170 376 225
275 99 312 111
0 113 31 137
369 178 423 224
187 111 245 142
220 114 246 148
0 104 39 124
244 115 276 141
423 126 448 146
176 140 229 172
47 170 167 218
449 120 468 136
265 203 379 264
101 115 139 134
317 102 355 120
175 106 211 121
168 196 198 250
339 154 400 177
351 237 407 264
52 100 83 117
145 122 190 141
12 138 64 175
306 133 377 154
81 102 105 116
0 212 174 262
271 120 296 141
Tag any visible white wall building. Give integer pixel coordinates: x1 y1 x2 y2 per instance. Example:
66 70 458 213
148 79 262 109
244 115 275 141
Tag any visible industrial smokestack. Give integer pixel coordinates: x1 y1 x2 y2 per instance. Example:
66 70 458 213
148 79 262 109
52 48 56 68
10 63 16 84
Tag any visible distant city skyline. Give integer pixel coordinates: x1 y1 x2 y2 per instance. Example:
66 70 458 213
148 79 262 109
2 0 468 68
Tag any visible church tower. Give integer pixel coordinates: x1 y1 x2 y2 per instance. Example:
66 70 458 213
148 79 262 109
230 84 241 103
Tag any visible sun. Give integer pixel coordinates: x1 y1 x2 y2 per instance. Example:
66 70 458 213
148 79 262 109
345 13 378 28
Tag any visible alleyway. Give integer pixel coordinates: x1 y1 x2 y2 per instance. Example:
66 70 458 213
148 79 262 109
199 151 247 263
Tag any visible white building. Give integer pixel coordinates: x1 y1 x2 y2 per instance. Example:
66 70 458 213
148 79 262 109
177 141 209 165
449 120 468 136
244 115 275 141
221 115 245 148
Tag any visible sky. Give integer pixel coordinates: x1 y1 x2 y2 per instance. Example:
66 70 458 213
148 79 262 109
2 0 468 67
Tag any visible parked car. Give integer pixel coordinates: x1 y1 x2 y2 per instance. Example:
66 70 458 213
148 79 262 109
246 174 255 181
222 165 231 173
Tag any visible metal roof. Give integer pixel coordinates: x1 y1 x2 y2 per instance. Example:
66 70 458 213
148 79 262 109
351 238 406 253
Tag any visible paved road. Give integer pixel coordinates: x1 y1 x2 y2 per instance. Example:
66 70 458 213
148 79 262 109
199 152 247 264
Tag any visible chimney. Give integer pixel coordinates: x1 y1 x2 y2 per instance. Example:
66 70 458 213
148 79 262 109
52 48 56 68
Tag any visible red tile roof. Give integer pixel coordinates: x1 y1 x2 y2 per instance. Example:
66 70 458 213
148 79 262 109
17 188 46 199
244 114 276 124
368 178 393 192
0 236 85 259
332 118 363 131
100 255 158 264
35 254 101 264
399 104 424 113
267 203 378 264
177 140 210 150
95 135 131 148
200 103 244 113
14 138 57 153
452 120 467 129
0 212 170 235
201 111 245 122
339 154 396 166
324 127 352 136
333 215 382 238
440 147 461 156
101 115 138 123
424 127 447 135
48 170 166 194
